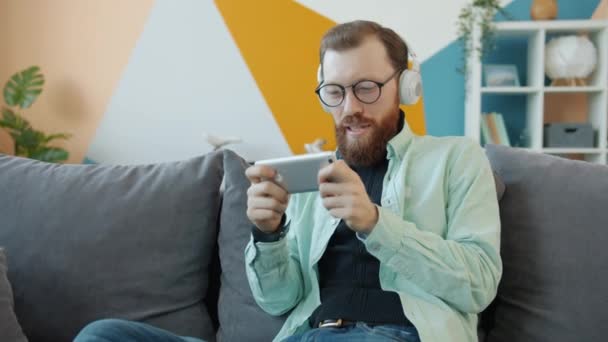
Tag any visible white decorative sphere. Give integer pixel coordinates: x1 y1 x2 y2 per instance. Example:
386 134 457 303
545 35 598 80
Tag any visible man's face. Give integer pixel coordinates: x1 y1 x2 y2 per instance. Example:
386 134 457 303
321 37 401 167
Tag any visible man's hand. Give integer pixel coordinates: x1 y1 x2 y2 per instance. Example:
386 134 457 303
245 165 289 233
318 160 378 233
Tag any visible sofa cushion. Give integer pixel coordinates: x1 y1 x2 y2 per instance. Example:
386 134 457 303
0 152 224 342
0 248 27 342
492 171 505 201
216 150 287 342
484 145 608 342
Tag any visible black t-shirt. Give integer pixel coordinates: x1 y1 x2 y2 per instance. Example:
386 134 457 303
309 157 413 328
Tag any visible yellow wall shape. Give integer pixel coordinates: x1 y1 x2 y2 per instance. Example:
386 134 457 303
215 0 336 154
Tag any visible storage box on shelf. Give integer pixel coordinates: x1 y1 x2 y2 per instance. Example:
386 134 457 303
465 19 608 164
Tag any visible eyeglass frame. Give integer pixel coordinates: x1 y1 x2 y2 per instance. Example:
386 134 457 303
314 68 402 108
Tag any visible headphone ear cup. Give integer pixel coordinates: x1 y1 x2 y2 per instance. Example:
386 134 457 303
398 69 422 105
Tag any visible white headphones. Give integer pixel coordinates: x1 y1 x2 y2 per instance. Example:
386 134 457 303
316 38 422 108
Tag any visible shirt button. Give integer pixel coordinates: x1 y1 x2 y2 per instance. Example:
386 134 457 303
370 242 380 251
332 218 339 225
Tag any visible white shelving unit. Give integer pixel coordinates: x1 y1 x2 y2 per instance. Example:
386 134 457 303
465 20 608 164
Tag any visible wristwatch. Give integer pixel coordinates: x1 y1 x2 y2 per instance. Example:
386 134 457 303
251 215 289 243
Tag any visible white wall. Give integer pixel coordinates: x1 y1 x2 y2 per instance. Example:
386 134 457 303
295 0 513 61
87 0 291 164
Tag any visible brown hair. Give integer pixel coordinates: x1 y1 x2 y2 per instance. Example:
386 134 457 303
319 20 409 79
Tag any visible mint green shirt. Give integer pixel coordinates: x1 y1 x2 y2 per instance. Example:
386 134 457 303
245 121 502 342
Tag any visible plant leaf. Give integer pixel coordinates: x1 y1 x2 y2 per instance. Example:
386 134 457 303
3 66 45 109
30 147 69 163
0 108 31 131
44 133 72 143
15 128 45 150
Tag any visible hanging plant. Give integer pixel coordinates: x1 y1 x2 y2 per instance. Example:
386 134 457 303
457 0 510 75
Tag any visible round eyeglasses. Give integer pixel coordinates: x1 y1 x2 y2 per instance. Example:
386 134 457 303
315 69 401 107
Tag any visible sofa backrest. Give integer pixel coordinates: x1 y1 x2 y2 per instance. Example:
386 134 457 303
0 152 225 342
482 144 608 342
5 145 605 342
212 149 287 342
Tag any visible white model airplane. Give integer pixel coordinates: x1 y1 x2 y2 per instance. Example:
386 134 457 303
204 133 243 151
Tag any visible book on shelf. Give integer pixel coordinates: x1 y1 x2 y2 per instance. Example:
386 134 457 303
486 113 501 145
480 112 511 146
495 113 511 146
480 114 491 145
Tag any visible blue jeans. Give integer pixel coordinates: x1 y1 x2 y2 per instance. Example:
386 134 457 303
75 319 419 342
282 323 420 342
74 319 205 342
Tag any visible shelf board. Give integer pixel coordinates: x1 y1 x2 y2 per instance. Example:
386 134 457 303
481 86 540 94
544 86 605 93
542 148 604 154
495 20 608 33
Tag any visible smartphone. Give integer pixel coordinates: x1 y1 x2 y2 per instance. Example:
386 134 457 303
254 151 336 193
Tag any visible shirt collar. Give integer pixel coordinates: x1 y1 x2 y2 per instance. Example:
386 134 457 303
386 109 414 161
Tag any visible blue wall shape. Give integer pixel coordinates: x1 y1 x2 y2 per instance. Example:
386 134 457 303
422 0 601 138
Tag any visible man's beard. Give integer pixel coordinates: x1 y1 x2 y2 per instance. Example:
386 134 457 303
336 109 400 167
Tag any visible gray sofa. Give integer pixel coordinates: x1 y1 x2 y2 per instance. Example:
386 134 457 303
0 144 607 342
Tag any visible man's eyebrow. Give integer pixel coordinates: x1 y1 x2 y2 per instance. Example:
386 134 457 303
325 76 378 86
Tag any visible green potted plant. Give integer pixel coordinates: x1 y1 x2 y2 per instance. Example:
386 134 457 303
0 66 71 163
457 0 509 74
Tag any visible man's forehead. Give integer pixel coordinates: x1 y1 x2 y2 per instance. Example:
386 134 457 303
322 39 393 83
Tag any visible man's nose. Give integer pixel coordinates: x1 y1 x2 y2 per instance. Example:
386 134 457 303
342 88 363 117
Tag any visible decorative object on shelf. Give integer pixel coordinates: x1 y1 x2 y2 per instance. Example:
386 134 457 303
481 112 511 146
545 35 598 86
543 122 595 148
483 64 520 87
0 66 71 163
457 0 509 75
304 138 327 154
530 0 558 20
204 133 242 151
514 127 531 148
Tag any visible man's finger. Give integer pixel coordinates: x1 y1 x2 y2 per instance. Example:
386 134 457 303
317 162 336 184
318 182 343 197
248 182 289 204
246 165 277 183
248 196 288 214
321 195 343 210
328 207 348 220
247 208 282 222
318 160 352 184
